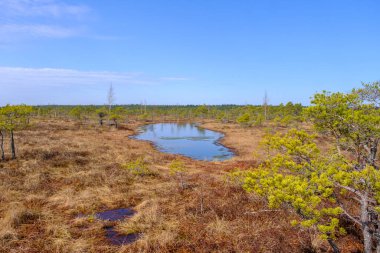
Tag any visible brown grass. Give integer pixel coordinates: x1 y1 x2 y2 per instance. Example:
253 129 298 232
0 119 362 252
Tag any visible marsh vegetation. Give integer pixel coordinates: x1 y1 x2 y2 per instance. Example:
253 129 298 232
0 82 379 253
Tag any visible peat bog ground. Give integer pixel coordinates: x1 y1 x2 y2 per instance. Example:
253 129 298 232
0 119 362 252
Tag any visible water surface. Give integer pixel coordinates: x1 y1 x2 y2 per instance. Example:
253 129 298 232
133 123 234 161
96 208 135 221
78 208 140 245
104 227 140 245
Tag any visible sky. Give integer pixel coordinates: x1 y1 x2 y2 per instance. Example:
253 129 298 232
0 0 379 106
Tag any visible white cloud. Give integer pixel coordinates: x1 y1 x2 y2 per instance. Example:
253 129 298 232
0 66 188 88
0 0 90 40
0 0 89 18
0 24 81 39
0 66 190 105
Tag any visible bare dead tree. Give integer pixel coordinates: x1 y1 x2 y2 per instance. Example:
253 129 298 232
107 83 115 124
263 91 269 120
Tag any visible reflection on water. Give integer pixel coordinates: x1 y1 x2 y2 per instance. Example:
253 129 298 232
132 123 234 161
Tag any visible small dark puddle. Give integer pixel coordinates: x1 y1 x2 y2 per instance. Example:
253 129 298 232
97 208 140 245
79 208 140 246
96 208 135 221
104 226 141 245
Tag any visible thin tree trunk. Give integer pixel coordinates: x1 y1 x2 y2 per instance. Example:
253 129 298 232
361 196 373 253
374 219 380 253
0 129 5 161
369 140 378 169
10 130 16 160
327 238 340 253
374 223 380 253
179 173 184 189
108 106 111 126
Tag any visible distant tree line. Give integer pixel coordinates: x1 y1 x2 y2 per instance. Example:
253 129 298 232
31 102 304 126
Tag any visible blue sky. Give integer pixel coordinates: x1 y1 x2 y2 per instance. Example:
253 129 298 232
0 0 379 105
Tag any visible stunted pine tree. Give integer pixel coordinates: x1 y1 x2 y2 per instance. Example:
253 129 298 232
236 112 250 127
169 159 187 189
0 105 33 160
243 83 380 253
195 104 208 119
69 106 82 120
109 112 121 128
244 130 346 252
109 106 127 128
95 107 108 126
306 83 380 252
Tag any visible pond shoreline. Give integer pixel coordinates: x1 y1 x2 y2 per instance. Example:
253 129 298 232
197 123 240 159
128 121 236 162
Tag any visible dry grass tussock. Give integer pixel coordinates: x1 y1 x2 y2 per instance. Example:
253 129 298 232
0 119 362 252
